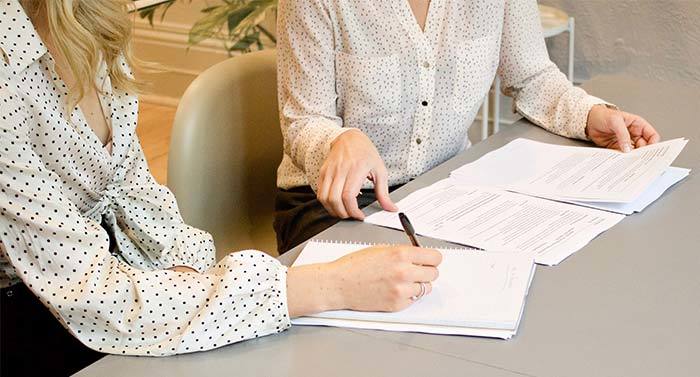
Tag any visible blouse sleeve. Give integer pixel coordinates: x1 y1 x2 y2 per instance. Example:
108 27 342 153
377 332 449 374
0 91 291 356
277 0 353 191
498 0 611 140
102 132 219 274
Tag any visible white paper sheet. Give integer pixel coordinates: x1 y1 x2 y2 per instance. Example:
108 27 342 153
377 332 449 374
563 167 691 214
365 179 625 265
450 138 688 203
291 241 535 336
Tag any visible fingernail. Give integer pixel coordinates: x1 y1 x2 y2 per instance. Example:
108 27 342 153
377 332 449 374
622 143 632 153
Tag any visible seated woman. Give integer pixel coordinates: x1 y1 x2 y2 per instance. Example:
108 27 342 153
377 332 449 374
273 0 661 252
0 1 442 375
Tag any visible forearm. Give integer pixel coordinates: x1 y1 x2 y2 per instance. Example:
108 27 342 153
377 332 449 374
283 116 353 189
278 0 352 189
510 65 603 140
286 263 344 317
499 0 609 140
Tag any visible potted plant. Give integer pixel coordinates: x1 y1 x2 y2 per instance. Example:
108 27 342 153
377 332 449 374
138 0 278 54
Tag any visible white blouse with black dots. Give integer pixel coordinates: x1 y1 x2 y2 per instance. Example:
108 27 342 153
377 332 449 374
276 0 611 191
0 0 290 356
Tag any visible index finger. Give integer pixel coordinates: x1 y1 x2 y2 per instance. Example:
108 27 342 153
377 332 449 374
405 247 443 267
372 165 398 212
342 166 370 220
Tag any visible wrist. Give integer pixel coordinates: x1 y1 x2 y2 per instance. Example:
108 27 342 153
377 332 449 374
286 263 345 317
586 103 619 137
319 261 347 311
586 104 604 137
330 128 363 148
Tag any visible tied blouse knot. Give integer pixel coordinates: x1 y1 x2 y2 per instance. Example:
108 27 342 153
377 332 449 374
82 181 215 273
0 0 290 356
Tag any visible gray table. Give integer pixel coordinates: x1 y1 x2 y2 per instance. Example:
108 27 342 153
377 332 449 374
78 78 699 376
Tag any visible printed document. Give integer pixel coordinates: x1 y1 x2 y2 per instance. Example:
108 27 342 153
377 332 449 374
564 167 690 214
450 138 688 203
364 179 625 265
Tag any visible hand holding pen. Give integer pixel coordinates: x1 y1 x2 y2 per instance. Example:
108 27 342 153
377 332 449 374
398 212 439 301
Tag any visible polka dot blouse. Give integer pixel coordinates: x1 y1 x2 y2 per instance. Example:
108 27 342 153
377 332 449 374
0 0 290 356
276 0 610 191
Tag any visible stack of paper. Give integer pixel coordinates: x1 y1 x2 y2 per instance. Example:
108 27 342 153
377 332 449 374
564 167 690 214
292 240 536 339
365 179 625 266
450 138 690 214
365 139 690 265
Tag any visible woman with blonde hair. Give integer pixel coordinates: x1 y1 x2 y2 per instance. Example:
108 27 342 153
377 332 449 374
0 1 442 375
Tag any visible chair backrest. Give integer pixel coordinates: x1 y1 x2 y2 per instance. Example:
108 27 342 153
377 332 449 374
168 49 281 258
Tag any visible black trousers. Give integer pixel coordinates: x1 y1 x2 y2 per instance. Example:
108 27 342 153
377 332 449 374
1 283 104 377
273 185 403 254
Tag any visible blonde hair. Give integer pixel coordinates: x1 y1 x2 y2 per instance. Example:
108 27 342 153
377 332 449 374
37 0 142 106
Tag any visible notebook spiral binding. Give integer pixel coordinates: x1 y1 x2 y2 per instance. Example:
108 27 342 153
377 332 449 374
308 239 479 252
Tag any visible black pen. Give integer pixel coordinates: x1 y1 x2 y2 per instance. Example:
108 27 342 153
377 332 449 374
398 212 422 247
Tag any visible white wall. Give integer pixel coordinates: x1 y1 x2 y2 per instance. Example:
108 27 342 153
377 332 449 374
133 0 229 105
146 0 211 24
470 0 700 141
540 0 700 87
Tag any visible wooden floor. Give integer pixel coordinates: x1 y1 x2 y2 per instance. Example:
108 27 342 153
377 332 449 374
136 102 176 185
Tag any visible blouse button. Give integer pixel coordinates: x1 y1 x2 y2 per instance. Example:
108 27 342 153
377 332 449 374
422 61 431 69
416 138 423 145
421 101 429 107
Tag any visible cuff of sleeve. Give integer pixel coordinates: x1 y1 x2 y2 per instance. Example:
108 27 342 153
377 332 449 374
304 123 358 192
277 265 292 328
168 224 217 272
575 95 619 141
223 251 292 334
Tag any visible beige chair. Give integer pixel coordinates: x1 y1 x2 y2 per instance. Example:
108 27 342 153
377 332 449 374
168 49 281 259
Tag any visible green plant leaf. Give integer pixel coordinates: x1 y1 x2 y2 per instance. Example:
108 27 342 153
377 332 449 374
227 6 257 33
188 5 232 44
138 8 156 24
228 0 276 37
229 30 261 52
137 0 177 25
144 0 280 52
158 0 178 22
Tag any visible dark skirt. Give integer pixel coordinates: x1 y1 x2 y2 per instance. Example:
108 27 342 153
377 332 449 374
1 283 104 377
273 185 402 254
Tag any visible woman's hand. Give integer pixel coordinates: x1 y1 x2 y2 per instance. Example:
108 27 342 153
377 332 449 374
317 129 398 220
286 245 442 317
586 105 661 152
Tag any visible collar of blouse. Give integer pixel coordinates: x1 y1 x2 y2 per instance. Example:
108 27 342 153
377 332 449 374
0 1 49 73
1 0 137 169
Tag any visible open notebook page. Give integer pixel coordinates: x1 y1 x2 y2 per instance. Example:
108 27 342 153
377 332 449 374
292 241 535 331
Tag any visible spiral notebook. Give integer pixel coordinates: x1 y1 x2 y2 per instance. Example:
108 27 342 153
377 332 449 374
291 240 536 339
